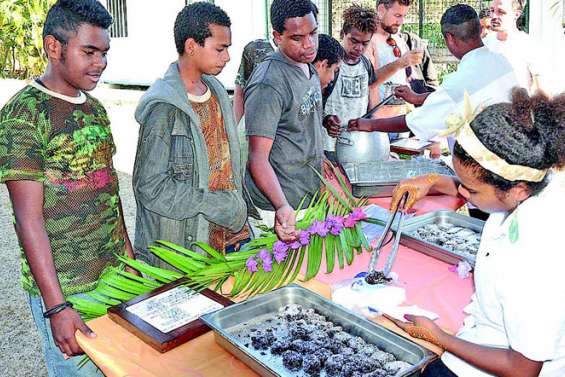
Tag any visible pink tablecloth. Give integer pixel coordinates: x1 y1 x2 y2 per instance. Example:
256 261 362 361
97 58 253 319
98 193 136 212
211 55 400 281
314 244 474 333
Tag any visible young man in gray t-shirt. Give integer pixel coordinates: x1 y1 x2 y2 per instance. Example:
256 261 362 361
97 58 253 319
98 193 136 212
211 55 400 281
245 0 324 242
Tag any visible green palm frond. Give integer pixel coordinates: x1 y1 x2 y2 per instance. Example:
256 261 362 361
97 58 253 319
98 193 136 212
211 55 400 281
72 173 385 322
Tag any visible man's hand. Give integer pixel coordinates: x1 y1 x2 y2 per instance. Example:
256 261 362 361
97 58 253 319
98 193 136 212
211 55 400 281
323 115 343 138
398 49 424 69
394 85 419 104
347 118 374 132
50 307 96 356
274 204 298 242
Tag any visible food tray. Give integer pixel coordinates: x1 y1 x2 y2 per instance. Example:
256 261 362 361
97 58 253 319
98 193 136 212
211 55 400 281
342 160 455 198
400 210 485 267
200 284 435 377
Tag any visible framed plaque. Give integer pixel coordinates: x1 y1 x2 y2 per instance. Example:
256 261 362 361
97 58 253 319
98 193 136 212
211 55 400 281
107 278 233 353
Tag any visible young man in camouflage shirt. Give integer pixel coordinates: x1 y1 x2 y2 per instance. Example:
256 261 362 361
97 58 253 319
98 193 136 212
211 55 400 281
0 1 135 375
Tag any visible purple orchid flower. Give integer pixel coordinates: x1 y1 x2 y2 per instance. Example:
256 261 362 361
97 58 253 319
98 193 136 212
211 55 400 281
298 230 311 246
289 240 302 250
308 220 329 238
343 215 357 228
274 248 288 263
246 256 258 273
273 240 289 255
351 207 367 221
263 259 273 272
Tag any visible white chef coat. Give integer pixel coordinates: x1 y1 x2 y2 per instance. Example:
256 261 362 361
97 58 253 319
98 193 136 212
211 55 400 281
406 46 520 142
442 176 565 376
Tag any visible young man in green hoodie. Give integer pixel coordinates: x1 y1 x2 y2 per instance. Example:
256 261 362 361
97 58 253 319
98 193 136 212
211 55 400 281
133 2 249 265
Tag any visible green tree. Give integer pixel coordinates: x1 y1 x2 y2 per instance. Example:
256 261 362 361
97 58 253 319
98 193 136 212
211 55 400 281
0 0 54 79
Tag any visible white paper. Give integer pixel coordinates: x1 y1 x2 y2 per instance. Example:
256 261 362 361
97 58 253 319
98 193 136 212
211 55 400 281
381 305 439 322
126 286 223 333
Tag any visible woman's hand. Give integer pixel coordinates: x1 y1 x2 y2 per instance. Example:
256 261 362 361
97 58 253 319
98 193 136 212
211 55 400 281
390 174 440 212
384 313 447 349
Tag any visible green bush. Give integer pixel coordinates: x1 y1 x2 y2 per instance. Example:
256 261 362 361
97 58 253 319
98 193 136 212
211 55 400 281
0 0 54 79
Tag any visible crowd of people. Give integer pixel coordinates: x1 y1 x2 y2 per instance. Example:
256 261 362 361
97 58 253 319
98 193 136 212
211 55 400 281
0 0 563 376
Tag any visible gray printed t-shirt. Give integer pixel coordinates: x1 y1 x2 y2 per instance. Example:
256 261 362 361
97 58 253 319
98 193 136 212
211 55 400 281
244 51 324 211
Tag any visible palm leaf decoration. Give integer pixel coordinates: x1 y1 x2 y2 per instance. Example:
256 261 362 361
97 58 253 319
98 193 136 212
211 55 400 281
70 166 385 320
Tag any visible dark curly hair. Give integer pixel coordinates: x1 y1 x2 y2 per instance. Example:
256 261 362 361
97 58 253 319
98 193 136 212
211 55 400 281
342 4 378 36
440 4 481 42
453 88 565 196
174 2 231 55
43 0 112 44
270 0 317 34
314 34 345 65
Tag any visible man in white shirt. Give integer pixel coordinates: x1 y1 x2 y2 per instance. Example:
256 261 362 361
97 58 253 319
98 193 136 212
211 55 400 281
483 0 545 93
364 0 423 123
348 5 520 144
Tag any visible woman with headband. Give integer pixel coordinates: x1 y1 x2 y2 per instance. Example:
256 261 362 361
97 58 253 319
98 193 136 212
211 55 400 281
386 88 565 377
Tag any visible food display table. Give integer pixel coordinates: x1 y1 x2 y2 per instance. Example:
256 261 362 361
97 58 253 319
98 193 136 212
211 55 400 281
76 196 473 376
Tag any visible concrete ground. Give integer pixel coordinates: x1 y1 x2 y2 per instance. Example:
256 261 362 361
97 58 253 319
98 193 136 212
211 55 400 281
0 79 141 376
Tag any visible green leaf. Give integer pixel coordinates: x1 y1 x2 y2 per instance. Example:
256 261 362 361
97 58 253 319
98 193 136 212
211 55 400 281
325 236 335 274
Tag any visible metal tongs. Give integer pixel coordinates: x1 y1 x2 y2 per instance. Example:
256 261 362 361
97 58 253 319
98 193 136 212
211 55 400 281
367 192 409 277
336 93 395 146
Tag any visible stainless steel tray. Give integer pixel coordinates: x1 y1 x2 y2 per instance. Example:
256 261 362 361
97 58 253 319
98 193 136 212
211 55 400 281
342 160 455 198
400 210 485 267
201 284 435 377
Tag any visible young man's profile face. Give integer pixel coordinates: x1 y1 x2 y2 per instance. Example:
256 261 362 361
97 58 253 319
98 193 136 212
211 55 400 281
378 2 409 34
56 23 110 92
192 24 231 76
315 59 340 89
342 28 373 63
273 12 319 64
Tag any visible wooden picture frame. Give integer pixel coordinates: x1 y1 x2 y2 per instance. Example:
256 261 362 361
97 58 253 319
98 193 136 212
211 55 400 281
107 278 233 353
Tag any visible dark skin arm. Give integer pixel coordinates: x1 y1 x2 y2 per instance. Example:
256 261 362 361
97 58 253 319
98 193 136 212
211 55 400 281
233 84 245 125
394 85 431 106
248 136 297 242
348 115 410 133
386 315 543 377
7 180 95 357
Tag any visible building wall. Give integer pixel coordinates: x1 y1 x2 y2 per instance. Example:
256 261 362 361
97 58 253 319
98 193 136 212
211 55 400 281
102 0 268 89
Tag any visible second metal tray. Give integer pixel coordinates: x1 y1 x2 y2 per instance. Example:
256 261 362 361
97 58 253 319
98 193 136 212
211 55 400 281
201 285 435 377
342 160 455 198
400 210 485 267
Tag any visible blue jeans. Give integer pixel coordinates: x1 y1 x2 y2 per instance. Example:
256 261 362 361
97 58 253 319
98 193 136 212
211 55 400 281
28 294 103 377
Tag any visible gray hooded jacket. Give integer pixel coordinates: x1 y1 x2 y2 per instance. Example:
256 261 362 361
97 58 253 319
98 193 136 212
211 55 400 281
133 62 247 262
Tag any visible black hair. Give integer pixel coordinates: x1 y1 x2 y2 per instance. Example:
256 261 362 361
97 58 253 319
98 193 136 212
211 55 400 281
314 34 345 65
440 4 481 42
453 88 565 196
43 0 112 44
342 5 378 36
270 0 317 34
174 2 231 55
377 0 411 8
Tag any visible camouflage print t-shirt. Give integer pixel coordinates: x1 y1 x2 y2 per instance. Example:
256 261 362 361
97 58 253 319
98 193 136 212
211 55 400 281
234 39 275 88
0 82 124 296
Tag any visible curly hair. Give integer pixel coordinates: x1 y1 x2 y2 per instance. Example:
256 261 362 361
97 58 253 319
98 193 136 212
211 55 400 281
174 2 231 54
454 88 565 196
314 34 345 65
270 0 317 34
43 0 112 44
342 4 378 35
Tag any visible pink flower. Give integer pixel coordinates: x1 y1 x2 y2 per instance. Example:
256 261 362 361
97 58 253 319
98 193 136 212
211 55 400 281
246 257 258 273
344 215 357 228
350 207 367 221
